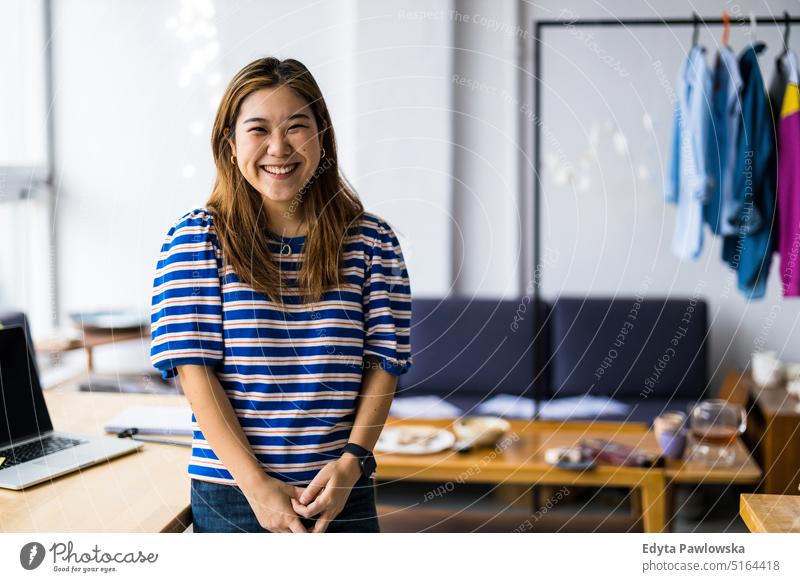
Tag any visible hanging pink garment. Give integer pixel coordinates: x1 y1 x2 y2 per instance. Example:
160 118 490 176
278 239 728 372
778 53 800 297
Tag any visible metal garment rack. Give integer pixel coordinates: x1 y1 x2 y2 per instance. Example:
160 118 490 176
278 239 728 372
529 14 800 419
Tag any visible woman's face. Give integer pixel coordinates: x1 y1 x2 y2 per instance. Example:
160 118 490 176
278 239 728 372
227 85 323 209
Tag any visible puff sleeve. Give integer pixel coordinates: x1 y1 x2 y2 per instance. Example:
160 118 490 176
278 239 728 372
150 209 224 379
362 217 413 376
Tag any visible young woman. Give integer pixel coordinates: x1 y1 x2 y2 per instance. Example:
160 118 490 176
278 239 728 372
149 57 412 533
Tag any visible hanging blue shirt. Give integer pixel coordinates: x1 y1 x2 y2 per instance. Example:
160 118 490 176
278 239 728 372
721 42 777 300
665 46 712 260
703 46 742 236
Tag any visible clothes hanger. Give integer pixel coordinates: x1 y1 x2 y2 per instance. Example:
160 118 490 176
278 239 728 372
749 11 758 43
691 12 700 47
721 11 731 48
780 11 791 57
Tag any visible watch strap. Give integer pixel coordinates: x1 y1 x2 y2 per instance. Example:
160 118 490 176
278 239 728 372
342 442 371 458
341 442 376 478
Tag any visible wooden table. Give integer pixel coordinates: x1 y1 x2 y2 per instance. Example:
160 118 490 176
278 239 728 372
740 494 800 532
36 327 147 371
376 417 762 533
0 386 192 532
719 370 800 495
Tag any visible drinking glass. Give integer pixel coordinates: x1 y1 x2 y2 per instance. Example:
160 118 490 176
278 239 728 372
687 400 746 466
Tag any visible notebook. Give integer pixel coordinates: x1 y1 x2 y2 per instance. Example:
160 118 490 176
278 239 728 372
104 405 193 436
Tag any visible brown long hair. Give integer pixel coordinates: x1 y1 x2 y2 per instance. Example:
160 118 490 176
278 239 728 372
206 57 364 305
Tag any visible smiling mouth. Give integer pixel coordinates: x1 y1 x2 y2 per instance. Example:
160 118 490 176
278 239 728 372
260 163 300 176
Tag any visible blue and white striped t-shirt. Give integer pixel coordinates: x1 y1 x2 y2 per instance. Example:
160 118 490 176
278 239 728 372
150 208 412 485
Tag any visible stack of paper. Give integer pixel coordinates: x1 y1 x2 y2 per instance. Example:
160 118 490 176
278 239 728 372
474 393 631 420
476 394 536 419
539 395 630 420
389 395 463 419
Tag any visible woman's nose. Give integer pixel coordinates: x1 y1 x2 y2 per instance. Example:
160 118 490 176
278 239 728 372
266 132 291 157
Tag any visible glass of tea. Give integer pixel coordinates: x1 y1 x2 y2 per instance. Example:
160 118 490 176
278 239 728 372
687 400 746 466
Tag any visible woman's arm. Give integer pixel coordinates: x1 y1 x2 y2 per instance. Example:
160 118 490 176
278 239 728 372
177 364 308 533
345 355 399 451
293 356 397 532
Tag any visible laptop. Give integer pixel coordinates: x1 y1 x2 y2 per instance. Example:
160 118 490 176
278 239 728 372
0 325 142 490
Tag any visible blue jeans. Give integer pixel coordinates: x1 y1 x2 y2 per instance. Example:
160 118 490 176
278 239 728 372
191 474 380 533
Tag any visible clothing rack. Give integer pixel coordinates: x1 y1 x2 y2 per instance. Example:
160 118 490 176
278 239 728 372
529 14 800 419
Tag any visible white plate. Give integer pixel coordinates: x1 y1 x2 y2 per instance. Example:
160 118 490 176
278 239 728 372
375 425 456 455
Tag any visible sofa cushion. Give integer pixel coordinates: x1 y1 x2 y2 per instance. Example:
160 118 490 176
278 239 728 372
547 297 707 400
396 297 534 398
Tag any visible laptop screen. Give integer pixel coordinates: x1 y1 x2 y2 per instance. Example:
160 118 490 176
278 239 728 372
0 326 53 447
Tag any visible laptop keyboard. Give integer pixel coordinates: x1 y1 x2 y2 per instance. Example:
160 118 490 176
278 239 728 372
0 436 86 469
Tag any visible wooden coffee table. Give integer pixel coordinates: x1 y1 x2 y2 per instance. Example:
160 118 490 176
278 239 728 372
375 417 761 533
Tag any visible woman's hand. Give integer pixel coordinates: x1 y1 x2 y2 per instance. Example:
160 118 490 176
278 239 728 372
291 455 361 533
240 474 308 533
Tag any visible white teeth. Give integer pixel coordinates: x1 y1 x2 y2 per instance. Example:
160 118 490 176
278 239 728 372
262 163 298 175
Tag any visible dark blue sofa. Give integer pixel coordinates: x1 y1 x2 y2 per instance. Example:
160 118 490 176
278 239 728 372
396 296 708 425
394 297 534 415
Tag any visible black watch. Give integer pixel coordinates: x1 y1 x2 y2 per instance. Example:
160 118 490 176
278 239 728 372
341 442 376 479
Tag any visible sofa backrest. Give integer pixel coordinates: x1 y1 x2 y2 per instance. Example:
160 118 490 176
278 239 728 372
545 297 708 400
397 297 535 397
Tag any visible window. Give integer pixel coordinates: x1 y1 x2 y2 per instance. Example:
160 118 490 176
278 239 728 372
0 0 54 333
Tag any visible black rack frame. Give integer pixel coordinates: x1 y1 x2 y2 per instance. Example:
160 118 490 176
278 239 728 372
529 14 800 419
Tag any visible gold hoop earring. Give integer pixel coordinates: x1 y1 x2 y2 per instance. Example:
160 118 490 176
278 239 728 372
320 147 326 159
230 154 236 166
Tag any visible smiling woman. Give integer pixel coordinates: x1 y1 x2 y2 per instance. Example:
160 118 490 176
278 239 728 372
208 58 358 305
228 92 320 224
149 57 413 533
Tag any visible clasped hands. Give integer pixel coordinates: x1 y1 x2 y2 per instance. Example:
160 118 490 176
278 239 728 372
292 454 361 532
245 454 361 533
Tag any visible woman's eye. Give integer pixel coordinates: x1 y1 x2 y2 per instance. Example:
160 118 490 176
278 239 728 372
248 125 306 134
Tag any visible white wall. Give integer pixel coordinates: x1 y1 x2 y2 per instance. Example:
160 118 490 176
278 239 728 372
521 0 800 388
51 0 457 369
451 0 523 297
352 0 454 296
